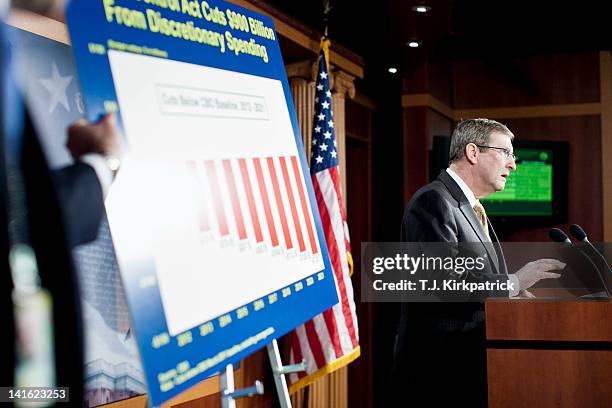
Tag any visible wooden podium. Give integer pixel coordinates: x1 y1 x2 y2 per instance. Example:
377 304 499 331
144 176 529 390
485 291 612 408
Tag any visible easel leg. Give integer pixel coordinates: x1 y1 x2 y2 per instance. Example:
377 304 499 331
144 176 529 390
267 339 307 408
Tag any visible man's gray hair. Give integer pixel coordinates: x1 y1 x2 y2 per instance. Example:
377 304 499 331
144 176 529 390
448 118 514 164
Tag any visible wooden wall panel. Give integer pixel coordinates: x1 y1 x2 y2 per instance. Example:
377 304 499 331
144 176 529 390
500 115 603 241
487 349 612 408
346 100 372 141
403 107 430 204
486 299 612 342
600 51 612 241
402 63 428 95
427 109 453 147
454 53 600 108
346 99 373 408
427 61 453 107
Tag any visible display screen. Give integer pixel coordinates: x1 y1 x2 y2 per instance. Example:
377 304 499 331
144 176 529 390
482 148 554 216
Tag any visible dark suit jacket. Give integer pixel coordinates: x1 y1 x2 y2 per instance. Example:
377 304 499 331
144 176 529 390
51 161 104 248
392 171 507 406
401 169 508 277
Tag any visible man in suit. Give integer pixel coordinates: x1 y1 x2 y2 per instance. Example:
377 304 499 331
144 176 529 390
392 118 564 406
1 2 122 403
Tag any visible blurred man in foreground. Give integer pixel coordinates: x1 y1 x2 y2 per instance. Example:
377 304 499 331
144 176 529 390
1 0 122 404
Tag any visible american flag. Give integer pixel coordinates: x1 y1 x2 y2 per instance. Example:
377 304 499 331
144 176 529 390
288 40 360 392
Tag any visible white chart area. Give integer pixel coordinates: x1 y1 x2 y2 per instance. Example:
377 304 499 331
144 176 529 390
106 51 324 336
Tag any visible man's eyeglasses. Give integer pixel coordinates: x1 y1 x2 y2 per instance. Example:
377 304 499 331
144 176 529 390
475 145 516 161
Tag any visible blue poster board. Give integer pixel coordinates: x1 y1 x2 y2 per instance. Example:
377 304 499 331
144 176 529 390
66 1 338 406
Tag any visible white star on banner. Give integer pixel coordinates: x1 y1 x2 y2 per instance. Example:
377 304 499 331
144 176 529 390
324 131 332 139
328 119 334 128
331 150 337 158
317 84 324 91
312 139 317 146
318 113 325 121
39 62 73 114
320 143 328 151
315 155 324 164
326 90 332 98
320 72 328 79
314 126 322 133
321 101 330 109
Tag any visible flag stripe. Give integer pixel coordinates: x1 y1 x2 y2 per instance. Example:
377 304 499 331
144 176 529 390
330 167 353 252
205 160 229 236
238 158 264 243
280 157 306 252
290 332 306 380
253 158 279 247
312 175 350 361
311 310 339 361
313 176 354 355
315 171 359 348
267 157 293 249
185 161 211 232
304 319 326 368
294 325 315 380
291 156 318 254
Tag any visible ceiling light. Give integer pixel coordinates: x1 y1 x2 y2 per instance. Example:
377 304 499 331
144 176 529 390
412 5 431 14
407 41 421 48
388 67 398 74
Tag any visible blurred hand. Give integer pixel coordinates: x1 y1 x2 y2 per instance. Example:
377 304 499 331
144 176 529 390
66 113 122 160
515 259 565 291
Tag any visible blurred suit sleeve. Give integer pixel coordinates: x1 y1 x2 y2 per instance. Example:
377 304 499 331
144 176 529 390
51 162 104 248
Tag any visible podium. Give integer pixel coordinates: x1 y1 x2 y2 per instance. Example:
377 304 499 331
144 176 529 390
485 291 612 408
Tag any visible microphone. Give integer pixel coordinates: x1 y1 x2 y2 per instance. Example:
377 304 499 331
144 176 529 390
569 224 588 242
549 228 571 245
569 224 612 276
548 228 610 298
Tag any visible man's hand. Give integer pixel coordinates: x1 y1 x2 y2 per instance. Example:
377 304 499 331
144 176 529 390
66 113 121 160
515 259 565 291
518 289 536 298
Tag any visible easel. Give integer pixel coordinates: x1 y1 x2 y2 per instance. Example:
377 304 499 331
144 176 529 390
220 339 306 408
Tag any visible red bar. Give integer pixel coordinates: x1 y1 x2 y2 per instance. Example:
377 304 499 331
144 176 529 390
238 159 263 243
280 157 305 252
204 160 229 236
185 161 211 232
267 157 293 249
253 158 279 247
290 156 318 254
223 160 247 240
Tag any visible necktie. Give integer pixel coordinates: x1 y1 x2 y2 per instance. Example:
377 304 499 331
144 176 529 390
473 201 490 240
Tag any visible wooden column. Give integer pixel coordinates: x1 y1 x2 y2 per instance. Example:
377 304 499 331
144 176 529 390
402 63 432 205
332 70 357 209
286 60 318 162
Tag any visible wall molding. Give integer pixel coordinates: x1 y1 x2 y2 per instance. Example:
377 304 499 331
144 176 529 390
402 93 602 121
455 103 601 120
401 94 454 120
